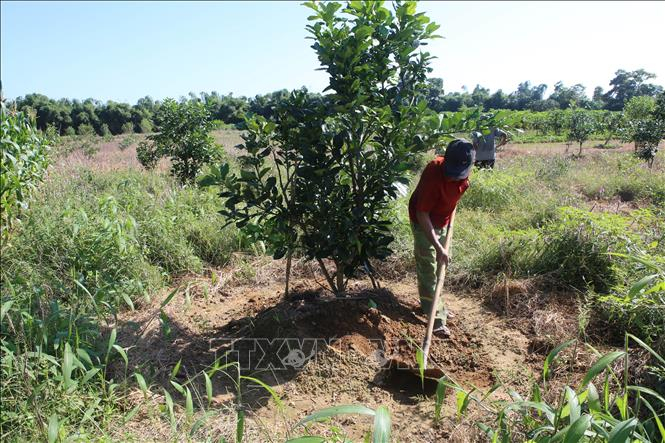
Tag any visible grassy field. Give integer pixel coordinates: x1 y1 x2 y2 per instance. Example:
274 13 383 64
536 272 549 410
1 130 664 441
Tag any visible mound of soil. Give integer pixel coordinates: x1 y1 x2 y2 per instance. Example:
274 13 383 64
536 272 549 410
221 287 494 391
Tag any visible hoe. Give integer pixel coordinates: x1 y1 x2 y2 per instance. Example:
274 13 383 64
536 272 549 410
384 209 456 394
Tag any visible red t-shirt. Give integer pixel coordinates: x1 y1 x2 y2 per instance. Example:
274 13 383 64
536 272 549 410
408 156 469 228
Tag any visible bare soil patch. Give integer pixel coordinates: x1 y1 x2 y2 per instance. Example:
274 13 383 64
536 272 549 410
115 270 610 441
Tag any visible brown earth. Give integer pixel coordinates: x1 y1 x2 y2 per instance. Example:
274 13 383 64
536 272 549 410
115 267 605 442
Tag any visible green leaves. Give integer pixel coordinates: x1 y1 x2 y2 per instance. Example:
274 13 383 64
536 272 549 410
543 339 576 385
62 342 75 390
236 409 245 443
163 389 176 429
298 405 376 425
239 375 284 409
581 351 625 387
416 348 425 386
563 414 592 443
607 418 638 443
136 99 221 183
434 377 447 422
1 108 51 240
456 389 475 421
47 414 60 443
372 406 391 443
566 108 596 153
565 387 580 424
435 332 665 443
217 1 469 294
296 404 391 443
204 372 213 407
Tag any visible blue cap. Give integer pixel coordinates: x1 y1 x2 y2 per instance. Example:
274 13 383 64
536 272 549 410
443 139 475 179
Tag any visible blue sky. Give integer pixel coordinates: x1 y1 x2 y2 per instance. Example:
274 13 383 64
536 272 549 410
2 1 664 103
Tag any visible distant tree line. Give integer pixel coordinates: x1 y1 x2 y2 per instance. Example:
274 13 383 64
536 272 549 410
7 68 663 136
425 69 663 112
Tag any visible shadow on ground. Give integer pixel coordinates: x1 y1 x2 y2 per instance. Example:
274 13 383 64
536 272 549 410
116 287 445 412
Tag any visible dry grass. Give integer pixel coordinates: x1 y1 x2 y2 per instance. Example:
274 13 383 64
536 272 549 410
52 129 245 174
212 129 245 159
484 278 582 355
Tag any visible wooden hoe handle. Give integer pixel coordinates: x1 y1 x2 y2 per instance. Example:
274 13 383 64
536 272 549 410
421 208 456 370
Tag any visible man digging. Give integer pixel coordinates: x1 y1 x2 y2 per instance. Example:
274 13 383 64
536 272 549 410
408 139 475 338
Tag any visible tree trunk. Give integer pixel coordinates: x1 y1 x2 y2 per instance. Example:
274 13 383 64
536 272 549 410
316 258 337 293
334 260 345 295
284 249 293 298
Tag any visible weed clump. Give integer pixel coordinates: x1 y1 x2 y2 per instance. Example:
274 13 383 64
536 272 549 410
0 168 247 440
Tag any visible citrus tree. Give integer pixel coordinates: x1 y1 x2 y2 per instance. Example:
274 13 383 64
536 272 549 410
204 1 509 294
137 99 221 184
598 111 624 147
566 109 595 155
547 109 569 136
621 95 665 166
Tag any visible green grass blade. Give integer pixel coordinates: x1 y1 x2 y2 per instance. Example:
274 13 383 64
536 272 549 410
236 409 245 443
628 274 658 298
435 377 447 422
170 359 182 380
190 411 216 437
123 405 141 424
590 421 610 439
160 286 180 308
135 373 148 396
240 375 284 408
640 397 665 441
47 414 59 443
506 401 556 425
455 389 475 421
607 418 637 443
615 393 628 420
81 367 100 384
455 391 465 420
112 344 128 369
62 343 74 389
204 372 213 406
627 385 665 406
285 438 326 443
565 387 580 424
416 347 425 386
372 405 391 443
121 293 135 310
76 348 93 367
626 333 665 366
544 339 576 382
160 309 172 338
587 383 601 413
297 405 375 427
185 387 194 420
0 299 14 321
581 351 624 388
170 380 185 395
164 389 176 429
608 252 659 269
563 414 591 443
106 328 117 358
476 423 496 440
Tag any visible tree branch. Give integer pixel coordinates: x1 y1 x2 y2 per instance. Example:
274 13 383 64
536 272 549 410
316 258 337 293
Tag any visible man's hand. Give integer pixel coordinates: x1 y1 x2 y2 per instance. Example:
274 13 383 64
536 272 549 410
435 244 449 266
